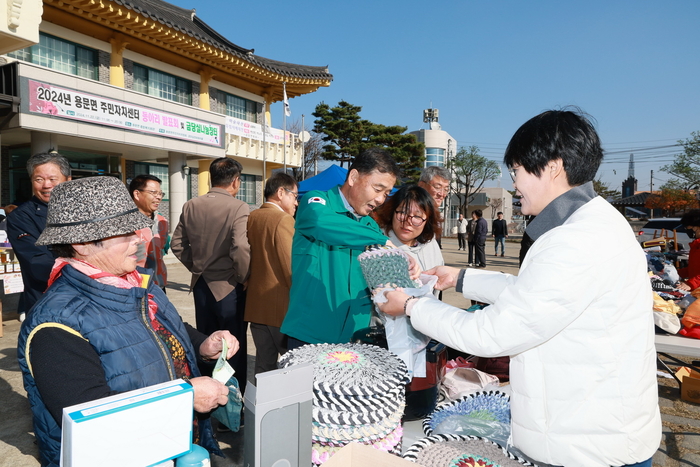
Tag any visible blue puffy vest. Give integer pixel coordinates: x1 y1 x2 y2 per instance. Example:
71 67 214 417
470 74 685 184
17 265 221 466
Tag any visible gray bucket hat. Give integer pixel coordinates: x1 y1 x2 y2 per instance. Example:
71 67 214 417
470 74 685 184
36 176 153 246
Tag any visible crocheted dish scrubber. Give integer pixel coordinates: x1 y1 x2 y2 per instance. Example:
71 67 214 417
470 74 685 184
279 343 410 465
423 391 511 436
357 244 419 289
403 434 539 467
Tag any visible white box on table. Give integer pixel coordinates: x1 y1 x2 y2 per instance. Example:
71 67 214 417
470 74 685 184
61 379 193 467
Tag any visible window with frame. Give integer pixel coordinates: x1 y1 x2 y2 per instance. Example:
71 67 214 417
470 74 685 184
132 64 191 105
133 163 169 201
425 148 446 167
214 90 258 123
7 33 97 80
235 174 256 204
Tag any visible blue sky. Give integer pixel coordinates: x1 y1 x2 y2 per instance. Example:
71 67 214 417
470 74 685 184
171 0 700 192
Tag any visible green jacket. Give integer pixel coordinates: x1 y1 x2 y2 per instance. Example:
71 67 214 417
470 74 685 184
281 186 388 344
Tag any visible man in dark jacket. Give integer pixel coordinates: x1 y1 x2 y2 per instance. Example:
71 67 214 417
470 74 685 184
474 209 488 267
492 211 508 257
7 152 71 321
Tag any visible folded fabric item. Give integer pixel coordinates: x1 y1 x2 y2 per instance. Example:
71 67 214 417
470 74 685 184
654 311 681 334
403 434 538 466
651 279 675 292
279 343 410 396
280 343 409 465
423 391 511 437
313 401 404 426
314 386 405 413
658 291 687 300
312 410 402 443
358 245 418 289
653 291 683 314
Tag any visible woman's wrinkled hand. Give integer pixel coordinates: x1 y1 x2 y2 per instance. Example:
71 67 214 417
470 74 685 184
190 376 229 413
200 330 240 360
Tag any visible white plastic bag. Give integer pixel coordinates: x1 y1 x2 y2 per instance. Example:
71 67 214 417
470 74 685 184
373 274 438 379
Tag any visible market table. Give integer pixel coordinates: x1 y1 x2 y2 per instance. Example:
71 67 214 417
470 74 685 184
655 333 700 384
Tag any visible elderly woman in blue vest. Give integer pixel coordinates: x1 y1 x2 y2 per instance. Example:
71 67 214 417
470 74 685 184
17 176 239 467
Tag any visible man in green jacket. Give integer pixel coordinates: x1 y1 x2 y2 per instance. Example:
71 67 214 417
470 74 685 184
281 148 401 347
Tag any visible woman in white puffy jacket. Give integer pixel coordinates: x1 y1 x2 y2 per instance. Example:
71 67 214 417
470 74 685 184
379 109 661 467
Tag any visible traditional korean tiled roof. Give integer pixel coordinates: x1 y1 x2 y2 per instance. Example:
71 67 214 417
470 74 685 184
110 0 332 82
611 192 652 206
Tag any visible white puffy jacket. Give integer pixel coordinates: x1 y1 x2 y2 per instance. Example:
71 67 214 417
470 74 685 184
410 197 661 466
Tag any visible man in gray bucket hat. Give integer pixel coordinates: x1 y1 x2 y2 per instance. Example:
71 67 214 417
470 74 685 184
17 176 240 467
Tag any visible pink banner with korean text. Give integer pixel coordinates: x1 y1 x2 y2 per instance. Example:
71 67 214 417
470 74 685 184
27 79 223 147
225 116 290 144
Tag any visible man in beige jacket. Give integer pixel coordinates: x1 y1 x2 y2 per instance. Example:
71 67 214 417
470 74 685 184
172 157 250 392
244 172 298 374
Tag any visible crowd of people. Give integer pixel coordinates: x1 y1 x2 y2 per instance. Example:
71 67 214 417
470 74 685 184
9 108 660 467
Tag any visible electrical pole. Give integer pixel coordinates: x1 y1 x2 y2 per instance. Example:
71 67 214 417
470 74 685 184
650 170 654 219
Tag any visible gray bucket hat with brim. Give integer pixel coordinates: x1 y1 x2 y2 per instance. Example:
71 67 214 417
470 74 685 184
36 176 153 246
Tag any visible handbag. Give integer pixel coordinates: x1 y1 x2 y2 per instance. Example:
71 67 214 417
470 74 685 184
441 357 499 400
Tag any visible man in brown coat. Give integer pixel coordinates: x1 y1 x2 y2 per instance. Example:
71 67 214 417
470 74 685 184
171 157 250 391
244 173 298 374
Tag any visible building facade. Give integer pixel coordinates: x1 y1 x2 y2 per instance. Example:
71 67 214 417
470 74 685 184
409 108 456 168
0 0 332 226
444 187 513 236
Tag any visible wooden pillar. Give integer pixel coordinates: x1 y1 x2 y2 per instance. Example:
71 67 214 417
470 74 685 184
198 160 210 196
199 68 215 111
109 34 129 88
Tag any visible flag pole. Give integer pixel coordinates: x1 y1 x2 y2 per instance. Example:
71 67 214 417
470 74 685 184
283 82 287 173
262 98 267 181
301 114 305 180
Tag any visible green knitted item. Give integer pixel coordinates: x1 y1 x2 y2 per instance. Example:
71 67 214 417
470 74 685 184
358 245 418 289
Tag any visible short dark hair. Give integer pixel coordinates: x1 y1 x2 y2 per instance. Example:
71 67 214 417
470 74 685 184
473 209 483 218
497 211 503 216
503 108 603 186
264 172 297 200
681 210 700 228
27 152 71 178
374 185 441 244
210 157 242 187
347 148 401 181
129 174 162 199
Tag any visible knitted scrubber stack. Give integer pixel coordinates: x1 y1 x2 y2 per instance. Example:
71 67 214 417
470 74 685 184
423 391 511 437
357 245 418 290
279 343 410 465
403 434 539 467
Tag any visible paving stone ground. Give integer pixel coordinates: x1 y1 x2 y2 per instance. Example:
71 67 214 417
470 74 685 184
0 237 697 466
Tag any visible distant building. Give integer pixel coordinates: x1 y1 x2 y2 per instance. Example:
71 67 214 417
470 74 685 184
409 108 457 168
444 187 513 235
622 176 637 198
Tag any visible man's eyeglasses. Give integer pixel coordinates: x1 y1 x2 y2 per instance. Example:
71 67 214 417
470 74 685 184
395 210 427 227
284 188 299 197
139 189 164 198
430 183 449 194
